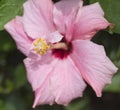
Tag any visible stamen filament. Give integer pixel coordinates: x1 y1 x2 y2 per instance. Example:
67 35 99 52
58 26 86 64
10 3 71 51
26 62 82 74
51 42 68 50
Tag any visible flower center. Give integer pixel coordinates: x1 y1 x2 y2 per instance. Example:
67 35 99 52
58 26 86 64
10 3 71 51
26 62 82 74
33 37 72 59
33 38 50 55
52 39 72 59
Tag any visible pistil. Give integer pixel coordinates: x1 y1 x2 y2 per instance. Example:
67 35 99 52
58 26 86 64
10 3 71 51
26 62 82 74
51 42 68 50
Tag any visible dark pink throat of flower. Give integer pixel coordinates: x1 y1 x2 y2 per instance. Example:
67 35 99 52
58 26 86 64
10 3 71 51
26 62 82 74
52 39 72 59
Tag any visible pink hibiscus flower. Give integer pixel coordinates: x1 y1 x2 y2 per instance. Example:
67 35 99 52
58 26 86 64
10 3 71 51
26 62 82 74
4 0 118 108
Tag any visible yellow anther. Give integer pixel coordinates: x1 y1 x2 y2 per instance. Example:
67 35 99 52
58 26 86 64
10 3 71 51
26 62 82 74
33 38 50 55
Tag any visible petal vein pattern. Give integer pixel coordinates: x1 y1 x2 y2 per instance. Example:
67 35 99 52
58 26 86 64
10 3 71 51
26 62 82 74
73 3 110 40
24 57 86 107
23 0 55 39
71 40 118 96
4 16 32 56
53 0 83 41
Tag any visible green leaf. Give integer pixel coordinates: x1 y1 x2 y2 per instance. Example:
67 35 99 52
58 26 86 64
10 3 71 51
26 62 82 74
0 79 13 94
0 30 15 52
13 64 27 89
4 94 26 110
0 0 25 30
90 0 120 34
0 100 5 110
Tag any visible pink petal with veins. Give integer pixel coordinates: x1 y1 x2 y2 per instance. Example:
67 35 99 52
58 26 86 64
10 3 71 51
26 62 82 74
73 3 110 40
23 0 55 39
53 0 83 41
23 56 56 91
71 40 118 96
4 16 32 56
51 57 86 105
24 57 86 107
46 31 63 43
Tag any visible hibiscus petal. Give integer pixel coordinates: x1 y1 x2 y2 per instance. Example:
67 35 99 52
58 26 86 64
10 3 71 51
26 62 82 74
51 57 86 105
23 0 55 39
53 0 83 41
46 31 63 43
24 56 86 107
24 57 58 107
32 79 55 107
73 3 110 40
71 40 118 97
23 56 57 91
4 16 32 56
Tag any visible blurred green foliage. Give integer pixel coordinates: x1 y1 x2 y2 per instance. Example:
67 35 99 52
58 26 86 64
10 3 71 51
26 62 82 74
0 0 120 110
0 0 25 30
